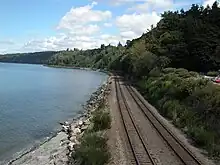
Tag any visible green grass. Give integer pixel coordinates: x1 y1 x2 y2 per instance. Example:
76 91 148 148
72 133 110 165
70 101 111 165
91 108 111 132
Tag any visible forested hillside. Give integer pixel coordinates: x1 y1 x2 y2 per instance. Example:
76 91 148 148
48 2 220 76
0 51 58 64
48 45 125 69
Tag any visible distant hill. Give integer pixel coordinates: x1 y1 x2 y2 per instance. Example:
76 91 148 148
0 51 58 64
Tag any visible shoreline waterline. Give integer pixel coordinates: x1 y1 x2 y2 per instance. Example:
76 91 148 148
44 64 110 74
5 79 109 165
0 63 108 164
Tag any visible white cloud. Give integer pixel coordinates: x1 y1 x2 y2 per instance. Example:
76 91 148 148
120 31 137 38
110 0 173 7
21 33 121 52
203 0 218 7
3 0 188 53
20 2 115 52
3 0 217 54
57 1 111 31
111 0 135 5
18 1 162 52
100 34 123 45
104 23 112 27
67 24 101 36
128 0 174 12
116 12 161 39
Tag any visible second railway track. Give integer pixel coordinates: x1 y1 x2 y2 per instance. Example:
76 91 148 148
119 76 203 165
115 76 155 165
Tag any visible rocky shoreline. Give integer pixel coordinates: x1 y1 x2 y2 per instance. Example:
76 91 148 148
7 80 110 165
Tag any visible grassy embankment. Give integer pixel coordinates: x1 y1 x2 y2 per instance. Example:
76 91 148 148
70 100 111 165
138 68 220 157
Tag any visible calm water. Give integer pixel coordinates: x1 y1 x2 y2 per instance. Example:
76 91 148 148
0 63 107 163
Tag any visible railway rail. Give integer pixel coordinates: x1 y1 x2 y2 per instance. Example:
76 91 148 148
114 75 203 165
115 76 155 165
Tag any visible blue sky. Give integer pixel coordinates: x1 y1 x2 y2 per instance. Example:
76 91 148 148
0 0 217 53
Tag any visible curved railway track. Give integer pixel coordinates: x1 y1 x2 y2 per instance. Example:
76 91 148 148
114 75 203 165
125 84 202 165
115 76 156 165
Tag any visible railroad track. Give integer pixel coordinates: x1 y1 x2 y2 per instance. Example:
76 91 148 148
123 80 203 165
114 76 156 165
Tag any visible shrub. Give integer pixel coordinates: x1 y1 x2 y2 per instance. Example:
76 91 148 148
148 68 161 77
188 126 215 147
186 84 220 130
162 100 184 121
187 125 219 156
73 133 110 165
162 67 176 74
168 68 191 78
132 51 158 77
189 71 199 77
96 99 105 110
174 68 188 74
92 109 111 132
138 68 220 157
207 71 219 77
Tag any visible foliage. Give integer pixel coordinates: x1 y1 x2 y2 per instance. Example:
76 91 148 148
207 71 219 77
91 108 111 132
0 51 58 64
70 99 111 165
72 133 110 165
47 45 125 70
138 68 220 156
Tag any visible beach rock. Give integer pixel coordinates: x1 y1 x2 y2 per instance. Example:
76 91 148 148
59 122 64 125
60 140 69 146
81 125 88 131
83 119 90 125
75 139 80 145
67 142 76 152
62 125 69 132
69 136 76 142
73 128 81 135
82 114 88 118
59 121 69 126
78 120 83 126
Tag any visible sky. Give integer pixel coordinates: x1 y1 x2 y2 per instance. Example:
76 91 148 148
0 0 217 54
